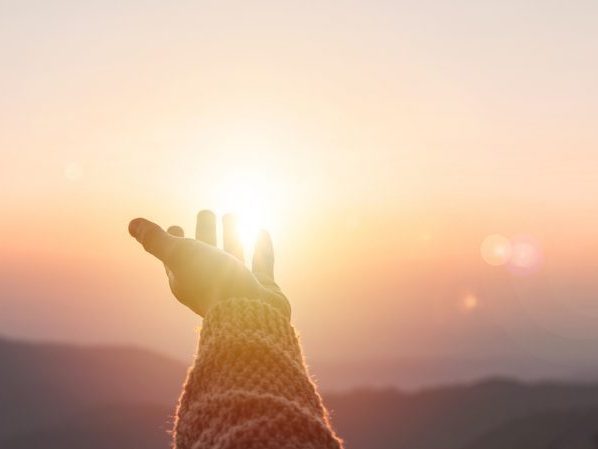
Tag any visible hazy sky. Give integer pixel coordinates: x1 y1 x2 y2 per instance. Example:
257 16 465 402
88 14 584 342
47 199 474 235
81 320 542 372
1 0 598 367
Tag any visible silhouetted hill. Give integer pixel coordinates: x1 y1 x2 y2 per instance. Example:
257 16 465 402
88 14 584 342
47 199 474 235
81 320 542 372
325 381 598 449
2 405 172 449
0 335 185 440
460 408 598 449
312 356 592 391
2 335 598 449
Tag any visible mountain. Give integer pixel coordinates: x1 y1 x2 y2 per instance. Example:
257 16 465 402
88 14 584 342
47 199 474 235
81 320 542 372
0 335 186 440
2 405 172 449
325 381 598 449
2 335 598 449
311 356 593 391
461 408 598 449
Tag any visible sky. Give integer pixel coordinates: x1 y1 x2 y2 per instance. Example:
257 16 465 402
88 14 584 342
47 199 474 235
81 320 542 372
1 0 598 369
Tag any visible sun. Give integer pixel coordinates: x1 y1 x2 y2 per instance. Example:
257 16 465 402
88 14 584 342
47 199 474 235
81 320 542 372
214 175 280 261
177 120 299 259
229 202 267 260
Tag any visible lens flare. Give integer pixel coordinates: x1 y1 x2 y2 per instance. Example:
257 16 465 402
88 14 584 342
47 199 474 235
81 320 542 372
480 234 512 266
508 236 542 275
460 293 479 313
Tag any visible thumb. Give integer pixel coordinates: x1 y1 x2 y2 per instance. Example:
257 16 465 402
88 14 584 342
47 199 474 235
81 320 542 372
129 218 177 264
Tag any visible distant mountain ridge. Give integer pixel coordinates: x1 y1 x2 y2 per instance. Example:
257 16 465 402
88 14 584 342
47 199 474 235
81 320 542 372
328 380 598 449
0 335 185 441
1 335 598 449
311 356 595 391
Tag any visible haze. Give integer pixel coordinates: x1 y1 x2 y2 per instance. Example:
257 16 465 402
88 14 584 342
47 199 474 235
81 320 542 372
1 0 597 373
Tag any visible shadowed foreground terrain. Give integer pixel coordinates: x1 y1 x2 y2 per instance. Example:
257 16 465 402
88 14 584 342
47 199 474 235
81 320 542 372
1 336 598 449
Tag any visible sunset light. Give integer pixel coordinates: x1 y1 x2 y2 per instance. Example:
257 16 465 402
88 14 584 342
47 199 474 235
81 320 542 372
213 175 281 260
3 2 598 447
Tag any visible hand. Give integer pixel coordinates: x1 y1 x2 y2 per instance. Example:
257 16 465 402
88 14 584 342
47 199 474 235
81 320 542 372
128 210 290 319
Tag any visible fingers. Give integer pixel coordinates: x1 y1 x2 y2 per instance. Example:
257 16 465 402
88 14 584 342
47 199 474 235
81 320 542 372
167 225 185 237
252 229 274 280
164 226 184 277
222 213 244 261
196 210 217 245
129 218 177 263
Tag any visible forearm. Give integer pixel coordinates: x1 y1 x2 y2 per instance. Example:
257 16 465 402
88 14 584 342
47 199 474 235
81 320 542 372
172 297 343 449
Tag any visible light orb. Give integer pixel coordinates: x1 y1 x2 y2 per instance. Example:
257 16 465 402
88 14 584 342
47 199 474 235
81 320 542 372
460 293 479 313
480 234 512 266
508 236 542 275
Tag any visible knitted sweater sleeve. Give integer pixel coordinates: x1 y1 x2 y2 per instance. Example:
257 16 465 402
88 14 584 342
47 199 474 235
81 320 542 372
172 296 344 449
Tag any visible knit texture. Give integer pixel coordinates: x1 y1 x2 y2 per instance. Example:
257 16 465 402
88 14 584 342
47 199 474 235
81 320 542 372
172 297 344 449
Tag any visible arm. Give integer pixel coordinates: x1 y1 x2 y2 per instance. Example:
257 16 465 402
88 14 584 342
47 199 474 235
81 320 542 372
129 211 343 449
173 296 342 448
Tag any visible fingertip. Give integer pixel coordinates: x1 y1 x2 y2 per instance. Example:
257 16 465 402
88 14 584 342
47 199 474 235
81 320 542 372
197 209 216 221
256 229 272 246
167 225 185 237
128 218 144 238
128 218 173 262
255 229 274 256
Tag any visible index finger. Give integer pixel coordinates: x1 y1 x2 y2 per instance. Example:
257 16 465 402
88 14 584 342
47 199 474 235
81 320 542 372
129 218 177 263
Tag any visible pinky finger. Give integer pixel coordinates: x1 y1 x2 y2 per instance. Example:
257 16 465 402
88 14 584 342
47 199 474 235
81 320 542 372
167 225 185 237
252 230 275 280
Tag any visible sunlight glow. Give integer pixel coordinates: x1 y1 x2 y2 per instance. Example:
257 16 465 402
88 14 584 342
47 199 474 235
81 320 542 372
214 174 281 260
177 118 302 261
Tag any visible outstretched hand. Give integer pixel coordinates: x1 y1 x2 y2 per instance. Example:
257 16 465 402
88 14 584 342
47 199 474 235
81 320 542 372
129 210 290 319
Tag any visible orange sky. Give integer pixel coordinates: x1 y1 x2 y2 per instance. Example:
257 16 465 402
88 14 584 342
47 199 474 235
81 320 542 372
1 0 598 366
